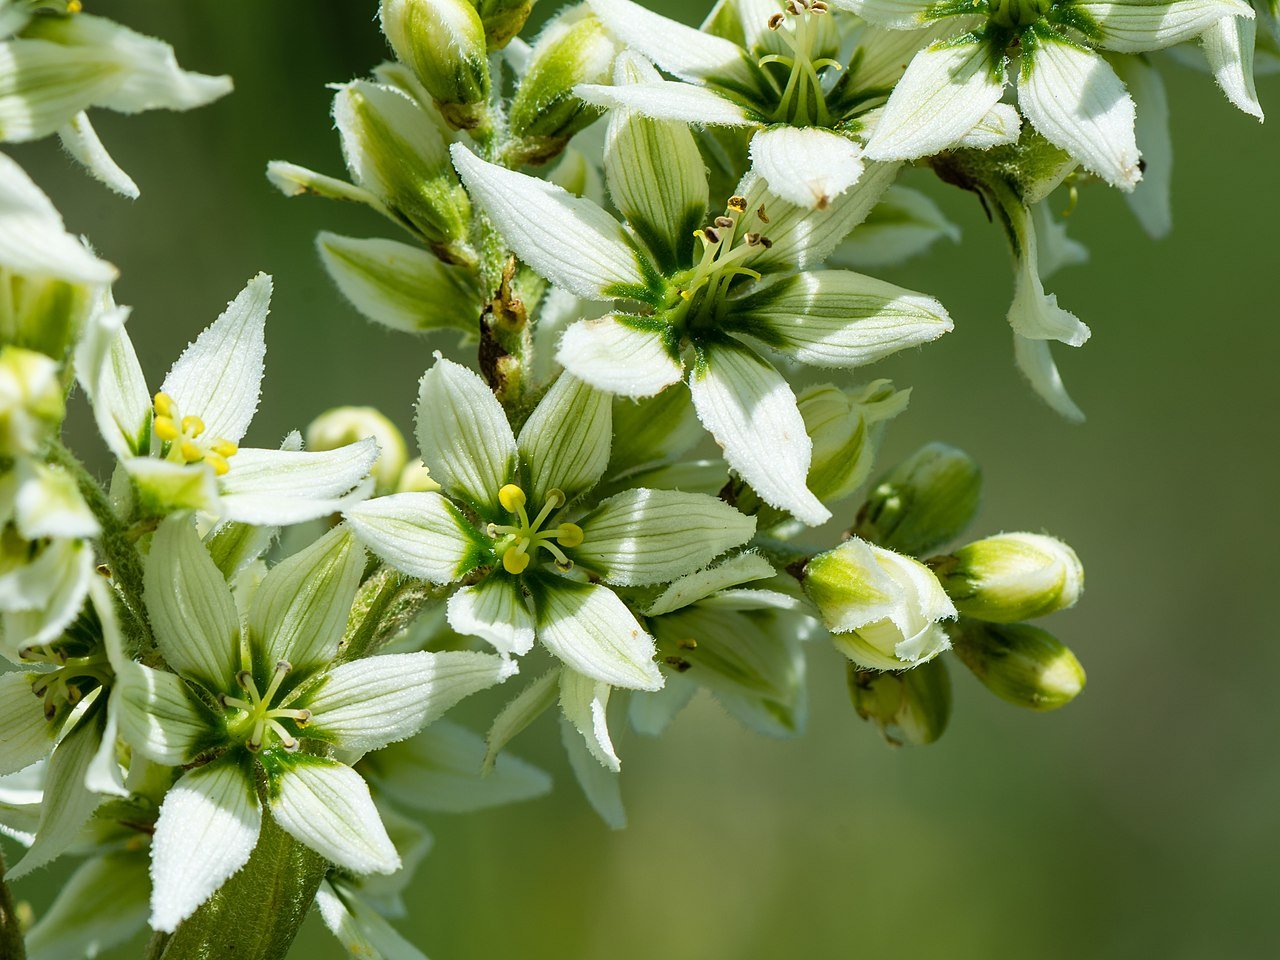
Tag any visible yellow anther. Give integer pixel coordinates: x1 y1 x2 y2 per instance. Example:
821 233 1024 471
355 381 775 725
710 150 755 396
556 523 584 548
544 488 566 509
153 392 175 418
205 453 231 476
499 484 527 512
211 439 239 458
179 440 203 463
67 0 83 11
502 550 531 575
181 415 206 437
153 416 179 442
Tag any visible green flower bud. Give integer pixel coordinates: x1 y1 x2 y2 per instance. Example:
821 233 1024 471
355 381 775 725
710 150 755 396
305 406 408 492
0 270 96 362
0 347 65 456
332 79 472 259
379 0 490 130
506 11 616 166
847 658 951 746
936 532 1083 623
804 538 956 672
473 0 538 49
395 457 442 493
799 380 908 505
854 442 981 556
950 620 1085 711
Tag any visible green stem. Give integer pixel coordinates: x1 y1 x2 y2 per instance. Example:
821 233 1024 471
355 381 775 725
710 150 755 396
150 812 327 960
339 564 448 664
44 437 153 653
0 850 26 960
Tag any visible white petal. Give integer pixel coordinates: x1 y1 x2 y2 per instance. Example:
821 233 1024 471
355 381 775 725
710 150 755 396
0 152 116 283
317 232 479 335
0 672 53 776
829 0 936 29
1074 0 1254 52
446 576 535 657
316 881 428 960
1203 14 1263 119
558 715 625 829
57 111 139 198
556 316 684 399
269 757 399 875
628 669 697 735
0 38 124 141
149 758 261 933
533 580 663 690
1019 33 1141 190
749 127 864 210
1006 201 1092 347
559 669 620 771
1112 55 1172 237
414 356 515 518
74 301 150 458
344 491 490 584
517 374 612 505
575 489 757 586
25 852 150 960
644 551 776 617
575 79 759 126
954 101 1022 149
124 457 219 516
367 720 551 814
160 273 270 446
483 667 561 772
218 440 378 502
144 516 241 693
864 37 1007 161
1014 333 1085 422
451 144 656 302
688 340 829 526
303 651 516 754
12 461 99 540
725 269 953 367
115 661 219 765
249 524 365 680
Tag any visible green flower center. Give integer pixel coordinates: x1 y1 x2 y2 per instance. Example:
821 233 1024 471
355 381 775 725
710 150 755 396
222 660 311 753
486 483 582 575
20 644 111 719
988 0 1052 28
152 391 239 476
759 0 842 126
668 196 772 329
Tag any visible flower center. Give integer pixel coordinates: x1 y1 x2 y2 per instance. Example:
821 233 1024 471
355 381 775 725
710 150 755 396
669 196 772 326
152 391 239 476
760 0 842 126
988 0 1052 28
221 660 312 753
486 484 583 575
20 643 111 720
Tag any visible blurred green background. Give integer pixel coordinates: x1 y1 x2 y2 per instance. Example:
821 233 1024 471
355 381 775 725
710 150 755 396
8 1 1280 958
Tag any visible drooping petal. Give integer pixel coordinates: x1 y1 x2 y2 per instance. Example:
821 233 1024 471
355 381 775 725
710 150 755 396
559 669 620 771
749 127 864 210
574 488 757 586
1019 28 1141 190
628 669 698 735
517 374 612 505
446 575 535 657
644 551 776 617
316 880 428 960
832 184 960 268
1112 53 1172 237
1013 333 1085 422
248 524 365 683
73 301 150 459
149 755 262 934
0 672 54 776
558 714 625 829
1070 0 1254 53
144 516 241 693
723 269 952 368
532 578 663 691
268 755 399 875
344 491 491 584
1202 14 1263 119
451 144 657 302
414 356 516 518
556 316 684 399
602 52 710 272
575 79 760 126
483 667 561 772
864 34 1007 161
24 851 151 960
1004 199 1092 348
687 340 829 526
115 661 221 765
57 111 139 198
302 651 516 754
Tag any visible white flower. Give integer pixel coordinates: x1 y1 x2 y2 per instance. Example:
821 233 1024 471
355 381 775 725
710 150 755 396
114 517 515 931
75 273 378 525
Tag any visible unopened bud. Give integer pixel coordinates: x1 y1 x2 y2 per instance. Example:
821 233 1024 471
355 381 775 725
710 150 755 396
936 532 1083 623
507 11 616 166
473 0 539 49
306 406 407 492
847 657 951 746
0 347 65 456
799 380 908 504
855 442 981 555
1 272 96 363
379 0 490 130
396 458 442 493
950 620 1085 710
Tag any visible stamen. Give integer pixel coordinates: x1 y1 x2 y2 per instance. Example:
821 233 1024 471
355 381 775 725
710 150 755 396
768 11 784 28
181 415 205 437
503 548 531 575
498 484 526 512
556 523 584 548
714 216 734 229
153 416 179 442
153 392 175 418
727 195 747 212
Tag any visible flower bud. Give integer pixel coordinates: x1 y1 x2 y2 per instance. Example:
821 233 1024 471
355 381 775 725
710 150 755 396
0 347 65 456
936 532 1083 623
305 406 407 492
799 380 908 504
332 79 472 258
473 0 538 49
804 538 956 671
0 271 97 363
854 442 981 556
847 657 951 746
396 458 442 493
379 0 490 130
506 11 616 166
950 620 1085 710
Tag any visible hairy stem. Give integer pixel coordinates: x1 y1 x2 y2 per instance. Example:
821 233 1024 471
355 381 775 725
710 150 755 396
340 564 448 664
0 850 26 960
149 812 327 960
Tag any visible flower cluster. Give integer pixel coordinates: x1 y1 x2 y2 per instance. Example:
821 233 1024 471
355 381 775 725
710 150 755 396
0 0 1264 956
